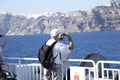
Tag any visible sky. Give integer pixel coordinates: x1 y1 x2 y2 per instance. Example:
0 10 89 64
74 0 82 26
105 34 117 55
0 0 110 15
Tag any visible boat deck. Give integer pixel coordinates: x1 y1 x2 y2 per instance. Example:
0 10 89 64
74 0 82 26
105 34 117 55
2 57 120 80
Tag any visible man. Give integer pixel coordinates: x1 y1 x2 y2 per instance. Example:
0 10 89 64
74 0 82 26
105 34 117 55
45 29 74 80
0 35 6 76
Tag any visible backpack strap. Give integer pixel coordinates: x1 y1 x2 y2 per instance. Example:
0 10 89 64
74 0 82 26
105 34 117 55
45 39 57 47
51 40 57 48
51 40 57 60
49 40 57 69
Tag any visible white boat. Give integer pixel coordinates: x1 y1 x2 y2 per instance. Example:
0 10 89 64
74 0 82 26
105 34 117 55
2 54 120 80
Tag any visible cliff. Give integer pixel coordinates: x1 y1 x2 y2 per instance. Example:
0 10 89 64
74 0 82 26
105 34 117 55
0 6 120 35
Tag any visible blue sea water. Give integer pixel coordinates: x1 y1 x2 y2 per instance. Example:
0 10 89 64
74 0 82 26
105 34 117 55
2 31 120 61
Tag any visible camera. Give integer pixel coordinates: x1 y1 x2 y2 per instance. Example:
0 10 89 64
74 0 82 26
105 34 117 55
61 33 66 37
60 33 66 40
0 35 2 37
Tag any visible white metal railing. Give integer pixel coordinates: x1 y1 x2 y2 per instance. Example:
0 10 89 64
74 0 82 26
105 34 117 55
3 57 42 80
17 64 42 80
2 57 120 80
65 59 96 80
96 60 120 80
3 57 38 64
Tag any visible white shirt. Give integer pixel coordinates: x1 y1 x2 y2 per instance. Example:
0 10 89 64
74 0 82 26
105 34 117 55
46 38 71 64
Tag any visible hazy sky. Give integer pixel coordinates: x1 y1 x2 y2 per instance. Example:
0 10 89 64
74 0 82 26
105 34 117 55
0 0 110 15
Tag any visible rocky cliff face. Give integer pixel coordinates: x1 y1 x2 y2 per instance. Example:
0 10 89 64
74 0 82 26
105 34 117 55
0 6 120 35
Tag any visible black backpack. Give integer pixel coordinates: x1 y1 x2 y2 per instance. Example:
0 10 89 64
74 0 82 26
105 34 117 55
0 70 16 80
38 40 57 69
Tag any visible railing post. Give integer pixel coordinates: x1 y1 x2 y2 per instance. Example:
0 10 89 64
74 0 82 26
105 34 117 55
18 58 21 64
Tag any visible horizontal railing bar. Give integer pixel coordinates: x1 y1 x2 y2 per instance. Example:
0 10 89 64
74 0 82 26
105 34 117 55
3 57 38 61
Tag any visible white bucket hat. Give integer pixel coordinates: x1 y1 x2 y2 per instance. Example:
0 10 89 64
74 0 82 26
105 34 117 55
50 29 61 36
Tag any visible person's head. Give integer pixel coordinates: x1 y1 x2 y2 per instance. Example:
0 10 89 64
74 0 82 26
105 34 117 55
50 29 64 40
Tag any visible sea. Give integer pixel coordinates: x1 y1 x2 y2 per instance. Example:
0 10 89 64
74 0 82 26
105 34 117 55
2 31 120 62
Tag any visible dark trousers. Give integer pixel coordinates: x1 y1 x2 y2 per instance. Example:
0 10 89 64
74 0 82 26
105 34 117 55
0 65 3 77
46 63 62 80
